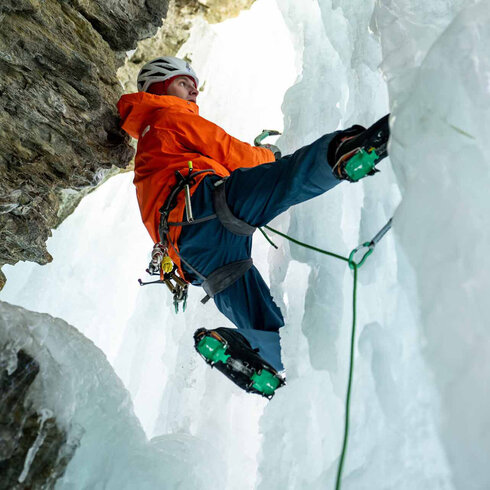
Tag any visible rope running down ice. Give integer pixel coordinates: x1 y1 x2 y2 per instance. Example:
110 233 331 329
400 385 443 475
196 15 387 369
261 218 392 490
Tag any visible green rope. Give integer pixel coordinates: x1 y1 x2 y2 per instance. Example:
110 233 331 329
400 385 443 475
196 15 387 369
263 226 350 263
260 225 362 490
258 226 279 249
335 263 357 490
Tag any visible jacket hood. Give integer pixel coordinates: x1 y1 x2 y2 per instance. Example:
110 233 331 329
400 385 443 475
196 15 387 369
117 92 199 139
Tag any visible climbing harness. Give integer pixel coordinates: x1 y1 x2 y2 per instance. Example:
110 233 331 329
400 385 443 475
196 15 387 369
197 178 257 303
139 162 259 310
212 179 257 235
261 217 393 490
138 161 214 312
139 128 283 311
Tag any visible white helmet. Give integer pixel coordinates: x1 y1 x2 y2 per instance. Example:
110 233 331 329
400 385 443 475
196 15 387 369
137 56 199 92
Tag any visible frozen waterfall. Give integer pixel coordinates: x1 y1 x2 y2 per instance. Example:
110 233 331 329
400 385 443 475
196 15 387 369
2 0 490 488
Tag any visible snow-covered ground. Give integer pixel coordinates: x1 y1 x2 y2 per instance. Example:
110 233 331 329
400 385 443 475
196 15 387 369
2 0 490 488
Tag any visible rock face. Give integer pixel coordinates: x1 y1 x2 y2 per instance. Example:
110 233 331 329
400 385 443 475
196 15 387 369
0 350 72 489
0 0 169 284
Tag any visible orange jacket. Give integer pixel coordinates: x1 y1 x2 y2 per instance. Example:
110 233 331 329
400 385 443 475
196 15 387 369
117 92 274 277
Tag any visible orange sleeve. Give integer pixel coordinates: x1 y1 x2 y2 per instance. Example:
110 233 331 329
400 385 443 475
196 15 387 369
159 110 275 171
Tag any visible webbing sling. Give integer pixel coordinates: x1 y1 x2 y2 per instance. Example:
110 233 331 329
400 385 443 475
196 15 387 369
161 176 257 304
212 179 257 236
201 258 254 303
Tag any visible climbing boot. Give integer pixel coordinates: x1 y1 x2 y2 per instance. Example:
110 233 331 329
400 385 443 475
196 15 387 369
329 114 390 181
193 327 285 399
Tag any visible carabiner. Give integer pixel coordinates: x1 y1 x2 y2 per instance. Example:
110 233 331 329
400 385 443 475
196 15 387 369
348 242 374 270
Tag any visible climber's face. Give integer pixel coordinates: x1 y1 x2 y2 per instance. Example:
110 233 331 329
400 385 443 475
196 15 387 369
166 76 199 103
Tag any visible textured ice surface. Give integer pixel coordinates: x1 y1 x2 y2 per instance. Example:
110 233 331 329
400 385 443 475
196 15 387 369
2 0 490 488
379 1 490 488
0 301 226 489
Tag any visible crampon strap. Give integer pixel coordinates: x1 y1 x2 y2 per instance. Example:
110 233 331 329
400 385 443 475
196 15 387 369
212 179 256 236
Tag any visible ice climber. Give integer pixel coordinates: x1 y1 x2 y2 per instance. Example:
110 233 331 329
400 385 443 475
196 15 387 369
117 56 390 398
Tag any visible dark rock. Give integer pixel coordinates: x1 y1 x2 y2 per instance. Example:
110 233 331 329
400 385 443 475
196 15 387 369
0 350 73 489
65 0 169 51
0 0 165 276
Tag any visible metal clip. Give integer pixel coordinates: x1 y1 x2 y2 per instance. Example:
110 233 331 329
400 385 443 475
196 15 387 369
348 242 374 269
348 218 393 269
184 160 194 222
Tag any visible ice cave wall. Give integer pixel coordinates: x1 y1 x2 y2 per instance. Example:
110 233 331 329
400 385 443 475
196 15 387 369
258 0 490 489
378 0 490 488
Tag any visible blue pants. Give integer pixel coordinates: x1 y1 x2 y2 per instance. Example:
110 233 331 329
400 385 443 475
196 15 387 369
179 132 341 371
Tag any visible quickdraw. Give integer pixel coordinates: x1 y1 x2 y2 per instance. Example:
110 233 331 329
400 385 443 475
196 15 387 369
348 218 393 269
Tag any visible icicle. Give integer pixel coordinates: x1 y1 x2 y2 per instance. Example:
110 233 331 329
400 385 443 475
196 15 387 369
18 408 54 484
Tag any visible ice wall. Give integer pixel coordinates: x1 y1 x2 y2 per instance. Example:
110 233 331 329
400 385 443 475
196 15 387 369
1 0 490 488
257 0 490 489
257 1 451 489
0 301 227 489
376 0 490 488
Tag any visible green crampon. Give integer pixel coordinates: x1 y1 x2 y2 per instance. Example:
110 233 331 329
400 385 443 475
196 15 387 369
251 369 282 397
344 148 379 181
196 335 230 364
196 334 282 397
